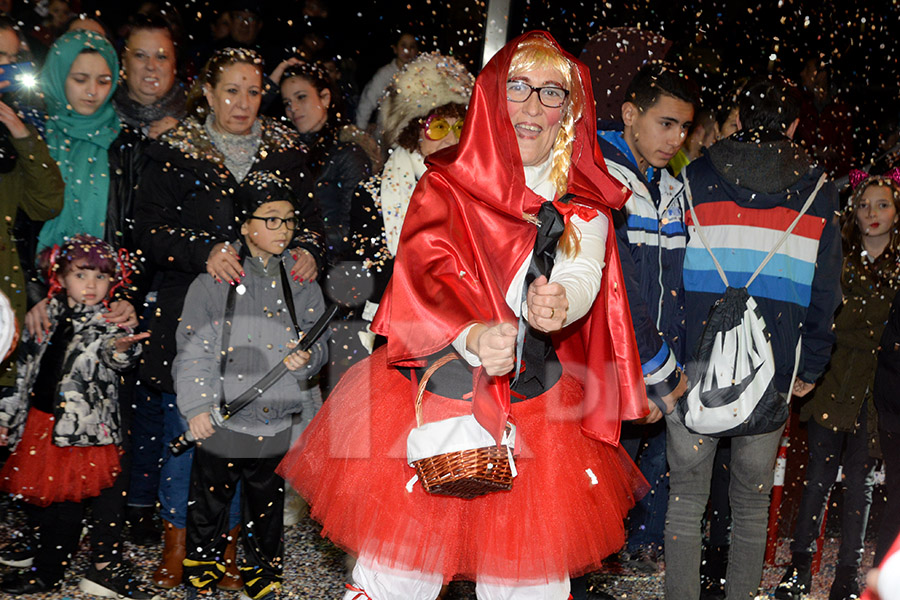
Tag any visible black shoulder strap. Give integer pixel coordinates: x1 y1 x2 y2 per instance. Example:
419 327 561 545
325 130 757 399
218 245 247 381
279 259 302 338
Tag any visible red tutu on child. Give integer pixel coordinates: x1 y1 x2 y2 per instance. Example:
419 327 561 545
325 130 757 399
0 408 121 507
278 347 647 584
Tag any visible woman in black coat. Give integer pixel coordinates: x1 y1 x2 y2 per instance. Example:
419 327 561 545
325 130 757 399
277 60 377 263
134 47 324 590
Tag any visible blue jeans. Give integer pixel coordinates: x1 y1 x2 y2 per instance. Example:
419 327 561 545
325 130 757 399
128 383 164 506
664 412 784 600
621 421 668 552
159 393 239 529
790 408 875 567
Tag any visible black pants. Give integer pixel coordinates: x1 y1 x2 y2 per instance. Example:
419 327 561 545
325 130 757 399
707 439 732 548
30 378 136 584
34 461 130 583
876 428 900 565
185 427 290 587
790 410 876 568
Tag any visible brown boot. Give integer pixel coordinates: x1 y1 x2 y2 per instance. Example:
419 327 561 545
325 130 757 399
217 525 243 591
152 521 185 589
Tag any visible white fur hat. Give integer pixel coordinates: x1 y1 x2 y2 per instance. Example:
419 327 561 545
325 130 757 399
378 52 475 149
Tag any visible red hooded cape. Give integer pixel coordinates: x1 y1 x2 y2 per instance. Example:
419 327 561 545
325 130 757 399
372 31 648 446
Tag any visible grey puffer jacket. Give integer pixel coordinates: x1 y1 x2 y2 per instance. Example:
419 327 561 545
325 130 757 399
174 247 328 437
0 298 141 449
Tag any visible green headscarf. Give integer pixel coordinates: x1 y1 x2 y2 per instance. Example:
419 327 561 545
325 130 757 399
37 30 121 251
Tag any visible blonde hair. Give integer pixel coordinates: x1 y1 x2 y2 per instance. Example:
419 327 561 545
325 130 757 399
510 36 586 255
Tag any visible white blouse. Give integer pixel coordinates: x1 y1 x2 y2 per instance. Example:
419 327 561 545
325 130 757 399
452 157 608 366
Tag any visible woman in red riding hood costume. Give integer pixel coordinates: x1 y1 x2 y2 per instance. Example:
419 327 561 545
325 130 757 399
278 31 649 599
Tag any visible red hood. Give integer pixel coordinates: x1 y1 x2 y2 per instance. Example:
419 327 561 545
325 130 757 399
373 30 647 445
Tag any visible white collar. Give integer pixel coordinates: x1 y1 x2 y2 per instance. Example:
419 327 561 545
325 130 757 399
523 154 556 202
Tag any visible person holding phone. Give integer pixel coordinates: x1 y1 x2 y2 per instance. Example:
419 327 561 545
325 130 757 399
0 14 63 395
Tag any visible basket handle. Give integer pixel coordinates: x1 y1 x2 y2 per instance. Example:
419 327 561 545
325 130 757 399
414 354 459 426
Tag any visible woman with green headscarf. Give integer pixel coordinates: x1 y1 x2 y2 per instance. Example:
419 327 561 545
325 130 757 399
25 30 144 339
1 31 159 600
38 30 119 249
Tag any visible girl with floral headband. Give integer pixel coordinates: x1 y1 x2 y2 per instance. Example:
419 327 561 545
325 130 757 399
776 169 900 600
0 234 153 597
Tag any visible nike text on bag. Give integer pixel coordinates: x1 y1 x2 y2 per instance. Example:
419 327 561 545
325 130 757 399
679 172 826 436
682 286 788 435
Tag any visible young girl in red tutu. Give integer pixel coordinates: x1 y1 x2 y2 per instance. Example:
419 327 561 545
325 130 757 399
0 234 152 596
278 31 650 599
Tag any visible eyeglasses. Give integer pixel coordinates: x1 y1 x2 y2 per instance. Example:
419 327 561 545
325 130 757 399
232 12 260 24
506 80 569 108
247 215 300 230
421 115 464 141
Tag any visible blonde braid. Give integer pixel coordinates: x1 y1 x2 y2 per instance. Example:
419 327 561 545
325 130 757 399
552 66 585 257
550 113 576 199
552 115 582 257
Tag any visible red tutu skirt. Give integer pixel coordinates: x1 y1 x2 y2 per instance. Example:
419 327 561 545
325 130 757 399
0 408 121 507
277 347 646 584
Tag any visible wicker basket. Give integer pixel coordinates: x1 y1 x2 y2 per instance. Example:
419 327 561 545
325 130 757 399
410 355 514 500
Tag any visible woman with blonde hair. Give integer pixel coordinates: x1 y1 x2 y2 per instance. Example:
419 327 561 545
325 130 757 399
278 31 647 599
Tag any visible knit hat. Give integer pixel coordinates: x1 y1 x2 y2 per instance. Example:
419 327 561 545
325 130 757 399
233 171 301 224
378 51 474 149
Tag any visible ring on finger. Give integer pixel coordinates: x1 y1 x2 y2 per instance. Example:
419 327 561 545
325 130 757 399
550 307 555 319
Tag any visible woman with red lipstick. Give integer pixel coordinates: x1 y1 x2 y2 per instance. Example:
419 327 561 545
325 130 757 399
134 47 325 590
776 170 900 600
310 52 473 393
278 31 647 599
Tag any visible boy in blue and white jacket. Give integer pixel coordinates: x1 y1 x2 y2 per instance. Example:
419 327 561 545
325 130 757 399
596 62 698 570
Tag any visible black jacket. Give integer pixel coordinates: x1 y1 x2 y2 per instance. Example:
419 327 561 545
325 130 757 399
299 123 372 263
134 115 324 393
107 124 155 301
22 124 151 307
106 124 149 253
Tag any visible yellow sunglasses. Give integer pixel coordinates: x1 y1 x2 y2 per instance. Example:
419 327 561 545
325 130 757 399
422 115 464 141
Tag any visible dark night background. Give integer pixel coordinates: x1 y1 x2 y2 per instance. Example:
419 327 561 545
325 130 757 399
14 0 900 169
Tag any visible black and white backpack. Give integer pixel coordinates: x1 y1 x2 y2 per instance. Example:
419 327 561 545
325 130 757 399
679 172 826 436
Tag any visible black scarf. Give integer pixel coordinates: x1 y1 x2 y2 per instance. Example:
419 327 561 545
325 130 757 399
31 303 77 413
112 82 188 131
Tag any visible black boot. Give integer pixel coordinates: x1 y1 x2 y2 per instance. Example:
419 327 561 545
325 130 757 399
774 552 813 600
0 572 60 595
700 544 728 600
0 531 39 568
126 505 162 547
569 574 615 600
829 565 861 600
